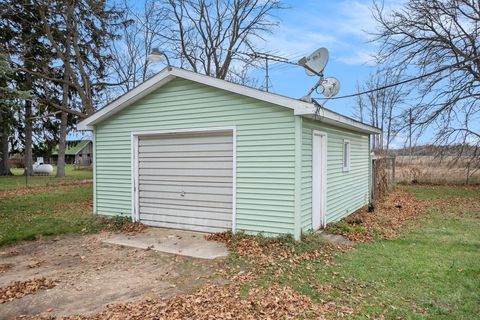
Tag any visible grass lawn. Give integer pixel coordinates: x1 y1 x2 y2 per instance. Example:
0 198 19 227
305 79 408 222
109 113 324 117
233 185 480 319
0 185 102 246
0 165 92 191
0 173 478 319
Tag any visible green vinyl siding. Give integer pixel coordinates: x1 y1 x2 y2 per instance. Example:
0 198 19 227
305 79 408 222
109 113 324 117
301 118 370 231
94 78 296 235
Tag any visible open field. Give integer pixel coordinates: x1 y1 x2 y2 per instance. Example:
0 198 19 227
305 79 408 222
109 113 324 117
396 156 480 184
0 175 479 318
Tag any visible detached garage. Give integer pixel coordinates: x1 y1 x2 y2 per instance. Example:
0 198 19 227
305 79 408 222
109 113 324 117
77 67 380 240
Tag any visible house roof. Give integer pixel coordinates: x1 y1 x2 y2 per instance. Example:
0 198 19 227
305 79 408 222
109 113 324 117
77 67 381 134
52 140 91 156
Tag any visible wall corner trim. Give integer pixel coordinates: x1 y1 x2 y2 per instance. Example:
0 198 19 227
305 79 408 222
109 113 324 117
294 116 303 240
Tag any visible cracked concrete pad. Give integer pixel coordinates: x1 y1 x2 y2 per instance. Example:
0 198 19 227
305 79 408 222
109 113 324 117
102 228 229 259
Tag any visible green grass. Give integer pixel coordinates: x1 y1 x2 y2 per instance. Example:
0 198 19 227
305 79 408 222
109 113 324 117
404 184 480 200
0 165 92 191
233 185 480 319
0 185 102 246
317 205 480 319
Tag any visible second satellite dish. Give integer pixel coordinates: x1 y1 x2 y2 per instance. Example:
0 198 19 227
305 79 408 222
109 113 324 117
298 47 329 76
321 77 341 98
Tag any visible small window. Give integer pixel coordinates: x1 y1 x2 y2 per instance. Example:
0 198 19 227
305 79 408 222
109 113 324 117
342 139 350 172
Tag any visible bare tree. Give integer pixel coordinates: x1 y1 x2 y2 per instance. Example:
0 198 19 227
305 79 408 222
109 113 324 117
108 0 168 95
159 0 283 80
372 0 480 169
356 67 405 152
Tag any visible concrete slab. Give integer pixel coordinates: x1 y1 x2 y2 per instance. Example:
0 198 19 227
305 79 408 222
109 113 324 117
102 228 229 259
317 231 355 246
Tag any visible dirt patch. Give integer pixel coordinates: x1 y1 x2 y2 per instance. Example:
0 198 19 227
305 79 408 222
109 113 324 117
0 181 92 199
326 190 429 242
0 233 225 319
0 278 57 304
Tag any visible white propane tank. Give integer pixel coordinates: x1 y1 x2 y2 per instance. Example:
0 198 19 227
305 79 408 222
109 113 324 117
33 163 54 175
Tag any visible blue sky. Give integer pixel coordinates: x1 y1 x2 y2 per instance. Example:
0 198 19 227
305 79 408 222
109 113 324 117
72 0 396 141
250 0 383 116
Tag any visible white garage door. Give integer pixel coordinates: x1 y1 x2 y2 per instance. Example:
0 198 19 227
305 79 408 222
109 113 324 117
137 131 233 233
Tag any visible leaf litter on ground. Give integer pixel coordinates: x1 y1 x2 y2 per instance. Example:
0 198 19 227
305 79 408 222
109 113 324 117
15 186 476 319
0 278 57 303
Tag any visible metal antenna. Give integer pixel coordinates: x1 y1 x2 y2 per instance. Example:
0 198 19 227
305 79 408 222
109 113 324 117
265 56 269 92
242 50 290 92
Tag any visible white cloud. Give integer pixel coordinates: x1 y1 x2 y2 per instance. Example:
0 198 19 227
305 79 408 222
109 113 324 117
257 0 381 66
336 49 376 66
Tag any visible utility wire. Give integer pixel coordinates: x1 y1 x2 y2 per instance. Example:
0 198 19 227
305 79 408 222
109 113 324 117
314 54 480 101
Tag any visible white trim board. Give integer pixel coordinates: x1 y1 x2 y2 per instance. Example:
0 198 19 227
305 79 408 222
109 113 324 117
130 126 237 233
312 130 328 229
77 67 381 134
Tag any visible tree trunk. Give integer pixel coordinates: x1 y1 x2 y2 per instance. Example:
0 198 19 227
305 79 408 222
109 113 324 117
0 111 12 176
56 69 70 178
24 99 33 176
56 111 68 177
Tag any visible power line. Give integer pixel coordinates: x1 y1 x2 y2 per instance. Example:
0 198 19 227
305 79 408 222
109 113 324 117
314 54 480 101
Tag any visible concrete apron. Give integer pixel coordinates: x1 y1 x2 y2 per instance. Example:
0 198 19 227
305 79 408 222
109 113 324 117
102 228 229 259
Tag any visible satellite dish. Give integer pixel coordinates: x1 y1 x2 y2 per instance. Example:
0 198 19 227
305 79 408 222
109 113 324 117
298 47 329 76
321 77 341 98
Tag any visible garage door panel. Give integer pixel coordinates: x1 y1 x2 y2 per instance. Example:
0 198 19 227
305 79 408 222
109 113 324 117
139 134 232 146
139 184 232 196
140 220 228 233
139 142 233 153
139 175 232 184
138 131 233 232
139 179 231 188
139 208 232 222
139 168 232 177
140 196 232 209
140 203 232 214
139 151 233 158
141 215 231 229
139 190 232 203
139 156 232 162
139 160 232 170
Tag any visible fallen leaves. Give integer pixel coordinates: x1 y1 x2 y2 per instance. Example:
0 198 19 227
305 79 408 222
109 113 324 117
24 284 327 320
207 232 346 270
0 263 13 274
327 190 429 242
100 217 146 234
0 278 57 303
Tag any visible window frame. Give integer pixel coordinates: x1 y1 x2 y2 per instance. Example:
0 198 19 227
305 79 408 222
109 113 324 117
342 139 351 172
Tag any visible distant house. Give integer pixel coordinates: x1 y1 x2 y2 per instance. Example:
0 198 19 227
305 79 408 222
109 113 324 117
51 140 93 166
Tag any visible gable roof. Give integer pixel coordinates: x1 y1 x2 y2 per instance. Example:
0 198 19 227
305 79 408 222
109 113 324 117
52 140 91 156
77 67 381 134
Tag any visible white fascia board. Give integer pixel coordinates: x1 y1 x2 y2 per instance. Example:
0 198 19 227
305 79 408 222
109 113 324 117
298 107 382 134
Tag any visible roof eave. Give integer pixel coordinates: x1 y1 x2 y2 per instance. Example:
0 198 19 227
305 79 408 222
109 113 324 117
296 107 382 134
76 66 381 135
